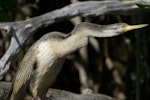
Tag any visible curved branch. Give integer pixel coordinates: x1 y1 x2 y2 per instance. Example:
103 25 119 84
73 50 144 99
0 0 149 78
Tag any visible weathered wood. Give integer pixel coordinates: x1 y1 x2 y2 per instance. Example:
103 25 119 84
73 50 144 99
0 82 116 100
46 88 116 100
0 0 149 82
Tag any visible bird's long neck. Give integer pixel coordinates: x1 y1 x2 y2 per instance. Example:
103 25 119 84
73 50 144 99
58 22 112 56
59 32 88 56
71 22 109 37
54 22 122 57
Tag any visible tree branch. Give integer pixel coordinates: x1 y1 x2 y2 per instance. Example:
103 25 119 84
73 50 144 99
0 0 149 78
0 82 116 100
46 88 116 100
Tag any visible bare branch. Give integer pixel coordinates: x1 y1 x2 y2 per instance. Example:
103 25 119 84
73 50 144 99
46 88 116 100
0 81 116 100
0 0 149 78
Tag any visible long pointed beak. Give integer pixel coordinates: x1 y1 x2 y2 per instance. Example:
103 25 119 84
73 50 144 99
123 24 148 32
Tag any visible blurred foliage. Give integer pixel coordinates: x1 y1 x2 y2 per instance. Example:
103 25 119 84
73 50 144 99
0 11 12 21
0 0 17 21
137 4 150 8
0 0 17 8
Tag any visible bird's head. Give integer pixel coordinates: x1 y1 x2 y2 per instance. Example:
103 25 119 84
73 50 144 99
101 23 148 37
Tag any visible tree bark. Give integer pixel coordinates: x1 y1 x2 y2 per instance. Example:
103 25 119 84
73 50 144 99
0 0 149 78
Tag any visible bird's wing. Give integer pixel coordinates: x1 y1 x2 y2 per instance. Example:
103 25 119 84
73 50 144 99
13 50 36 95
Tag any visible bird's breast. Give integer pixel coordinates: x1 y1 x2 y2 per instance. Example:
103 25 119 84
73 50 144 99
30 41 65 97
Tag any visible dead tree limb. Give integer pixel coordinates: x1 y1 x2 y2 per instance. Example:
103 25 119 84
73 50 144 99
46 88 116 100
0 81 116 100
0 0 149 78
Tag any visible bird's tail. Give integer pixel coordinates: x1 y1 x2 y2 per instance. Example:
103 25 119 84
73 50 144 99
11 80 29 100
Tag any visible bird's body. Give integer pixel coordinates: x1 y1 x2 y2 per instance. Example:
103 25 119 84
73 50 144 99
11 22 147 100
12 31 89 99
13 32 68 99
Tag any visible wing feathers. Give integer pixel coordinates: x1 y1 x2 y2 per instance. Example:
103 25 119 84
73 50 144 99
13 50 36 95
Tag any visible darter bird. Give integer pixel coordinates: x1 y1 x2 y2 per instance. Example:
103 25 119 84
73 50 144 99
10 22 147 100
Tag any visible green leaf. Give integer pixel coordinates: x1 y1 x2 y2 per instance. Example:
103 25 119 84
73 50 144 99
137 4 150 8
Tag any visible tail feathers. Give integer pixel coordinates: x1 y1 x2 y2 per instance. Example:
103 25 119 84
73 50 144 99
11 80 29 100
